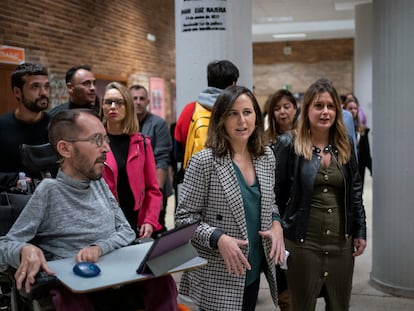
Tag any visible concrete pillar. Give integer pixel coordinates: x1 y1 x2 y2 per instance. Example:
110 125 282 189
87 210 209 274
354 3 373 129
371 0 414 297
174 0 252 116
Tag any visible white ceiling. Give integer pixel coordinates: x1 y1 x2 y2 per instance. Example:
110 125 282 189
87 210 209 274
252 0 372 42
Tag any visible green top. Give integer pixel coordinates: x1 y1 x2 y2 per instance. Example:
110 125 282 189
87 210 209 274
308 159 345 241
232 162 264 286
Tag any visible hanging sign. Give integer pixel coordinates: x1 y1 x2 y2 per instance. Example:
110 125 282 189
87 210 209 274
180 0 227 33
0 45 25 64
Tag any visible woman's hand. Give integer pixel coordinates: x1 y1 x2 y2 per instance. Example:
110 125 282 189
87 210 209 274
217 234 251 275
352 238 367 256
139 223 154 238
259 221 286 265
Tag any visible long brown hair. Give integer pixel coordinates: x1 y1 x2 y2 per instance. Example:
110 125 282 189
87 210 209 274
295 78 351 164
343 97 366 135
205 85 265 158
265 89 298 144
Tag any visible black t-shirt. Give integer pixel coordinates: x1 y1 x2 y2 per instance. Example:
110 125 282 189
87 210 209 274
0 112 50 188
107 133 137 231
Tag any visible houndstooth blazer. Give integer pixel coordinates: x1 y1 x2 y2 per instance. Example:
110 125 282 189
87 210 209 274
175 146 279 311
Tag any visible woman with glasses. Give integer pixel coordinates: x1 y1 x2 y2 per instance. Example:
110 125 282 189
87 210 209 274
101 82 162 238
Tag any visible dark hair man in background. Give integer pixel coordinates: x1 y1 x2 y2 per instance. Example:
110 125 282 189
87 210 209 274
173 60 239 202
48 65 99 117
0 63 50 190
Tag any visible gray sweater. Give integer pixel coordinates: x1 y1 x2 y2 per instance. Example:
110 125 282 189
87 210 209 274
0 170 136 270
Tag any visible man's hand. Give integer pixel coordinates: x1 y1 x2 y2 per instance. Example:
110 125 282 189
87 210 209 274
139 223 154 238
217 234 251 275
15 244 54 293
76 245 103 263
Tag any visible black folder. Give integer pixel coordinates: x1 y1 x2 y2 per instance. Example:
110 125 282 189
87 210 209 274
136 221 199 276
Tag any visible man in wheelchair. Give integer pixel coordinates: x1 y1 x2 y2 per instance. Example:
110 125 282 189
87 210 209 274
0 109 178 310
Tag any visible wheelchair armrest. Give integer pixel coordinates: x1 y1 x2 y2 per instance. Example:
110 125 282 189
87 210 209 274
1 268 58 309
34 271 58 285
19 271 58 300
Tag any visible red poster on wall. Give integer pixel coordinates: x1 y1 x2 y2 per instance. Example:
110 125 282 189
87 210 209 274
0 45 25 64
149 77 166 119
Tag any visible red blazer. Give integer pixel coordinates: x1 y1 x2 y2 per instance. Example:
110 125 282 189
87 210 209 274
103 133 162 231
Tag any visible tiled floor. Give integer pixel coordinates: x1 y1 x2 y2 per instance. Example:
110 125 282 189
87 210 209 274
166 174 414 310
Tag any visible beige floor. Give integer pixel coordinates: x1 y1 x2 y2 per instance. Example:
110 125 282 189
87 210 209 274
165 173 414 310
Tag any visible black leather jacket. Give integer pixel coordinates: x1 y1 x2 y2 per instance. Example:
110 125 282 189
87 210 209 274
273 133 366 243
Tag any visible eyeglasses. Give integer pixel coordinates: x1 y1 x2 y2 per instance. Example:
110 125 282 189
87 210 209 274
103 98 126 107
65 133 110 148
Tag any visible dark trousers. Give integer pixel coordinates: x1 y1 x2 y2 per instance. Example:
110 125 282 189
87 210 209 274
242 277 261 311
158 193 169 231
88 275 178 311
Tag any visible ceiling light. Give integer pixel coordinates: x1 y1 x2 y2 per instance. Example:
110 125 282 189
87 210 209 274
272 33 306 39
335 1 372 11
255 16 293 24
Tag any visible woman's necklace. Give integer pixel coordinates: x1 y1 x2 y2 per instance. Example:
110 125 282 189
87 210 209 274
313 144 333 168
312 144 332 154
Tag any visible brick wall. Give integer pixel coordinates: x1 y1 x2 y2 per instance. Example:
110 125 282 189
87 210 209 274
1 1 353 119
253 39 354 108
0 0 176 121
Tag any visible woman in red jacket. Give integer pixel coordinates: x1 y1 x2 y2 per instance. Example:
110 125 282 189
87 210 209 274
101 81 162 238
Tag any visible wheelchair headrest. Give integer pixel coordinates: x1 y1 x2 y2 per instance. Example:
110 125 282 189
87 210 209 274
0 192 32 236
20 143 59 174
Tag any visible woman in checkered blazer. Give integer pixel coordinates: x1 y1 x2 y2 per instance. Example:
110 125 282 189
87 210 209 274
175 85 286 311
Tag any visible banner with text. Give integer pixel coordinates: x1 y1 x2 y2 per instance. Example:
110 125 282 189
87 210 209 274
180 0 227 33
0 45 25 64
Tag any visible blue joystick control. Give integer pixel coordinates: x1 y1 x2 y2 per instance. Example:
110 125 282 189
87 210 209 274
72 262 101 278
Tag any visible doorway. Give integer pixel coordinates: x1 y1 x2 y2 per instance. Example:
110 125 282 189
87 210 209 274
0 63 16 115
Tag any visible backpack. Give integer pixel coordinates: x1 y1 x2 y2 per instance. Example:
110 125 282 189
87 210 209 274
183 102 211 169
